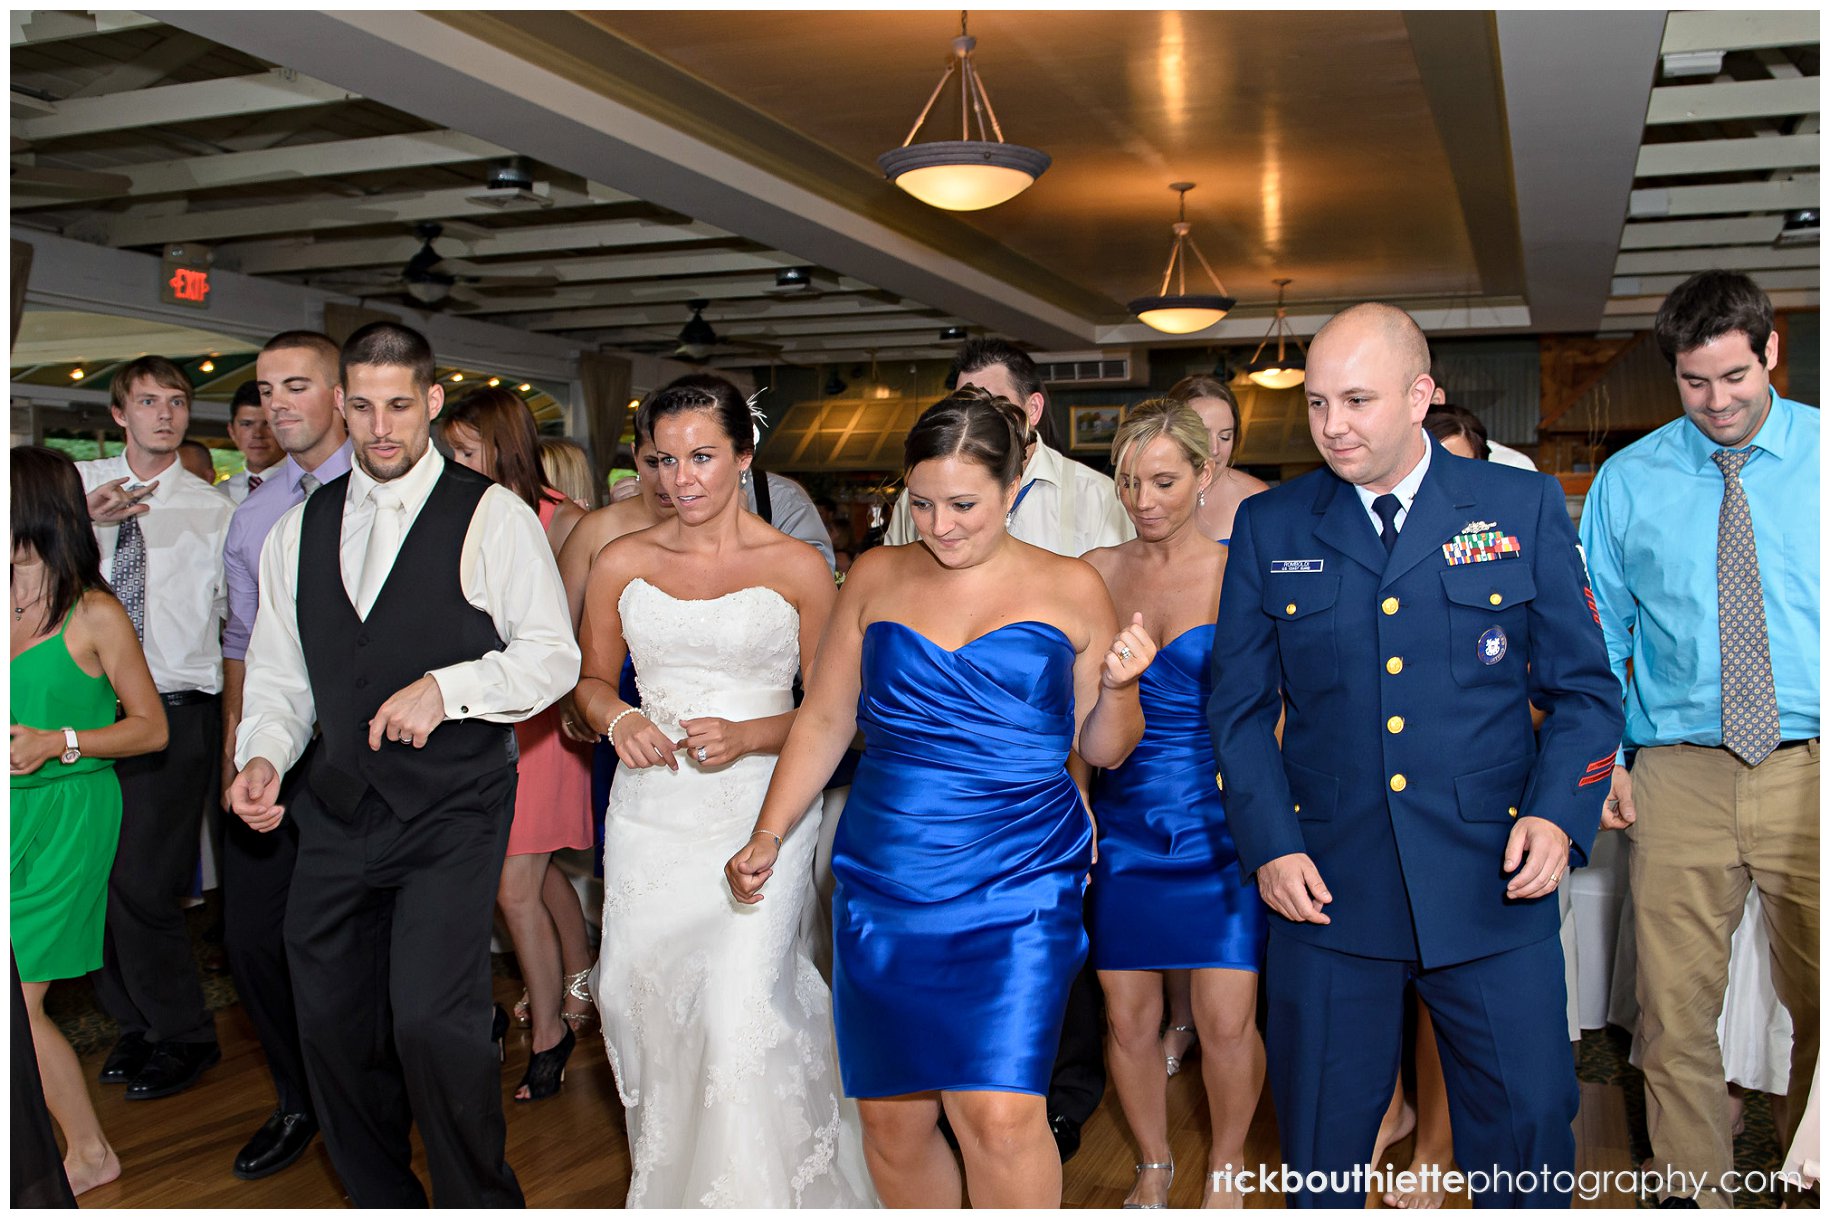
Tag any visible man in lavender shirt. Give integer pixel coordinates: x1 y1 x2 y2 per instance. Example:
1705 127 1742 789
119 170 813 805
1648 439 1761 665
218 330 351 1182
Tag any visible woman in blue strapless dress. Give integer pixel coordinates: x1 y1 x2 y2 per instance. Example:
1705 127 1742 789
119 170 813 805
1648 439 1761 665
1078 400 1268 1209
727 387 1157 1208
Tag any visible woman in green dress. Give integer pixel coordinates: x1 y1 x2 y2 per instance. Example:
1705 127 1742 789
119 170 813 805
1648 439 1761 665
10 445 167 1196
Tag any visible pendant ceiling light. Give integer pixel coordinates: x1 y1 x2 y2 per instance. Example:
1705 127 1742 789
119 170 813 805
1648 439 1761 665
877 11 1050 212
1129 183 1236 335
1244 279 1307 390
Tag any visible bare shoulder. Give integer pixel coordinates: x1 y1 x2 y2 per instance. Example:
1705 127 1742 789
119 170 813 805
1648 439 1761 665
576 498 653 553
1230 468 1272 497
769 533 838 598
72 587 132 643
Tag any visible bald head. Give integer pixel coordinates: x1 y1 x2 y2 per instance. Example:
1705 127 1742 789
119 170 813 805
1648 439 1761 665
1304 302 1435 494
1311 303 1432 384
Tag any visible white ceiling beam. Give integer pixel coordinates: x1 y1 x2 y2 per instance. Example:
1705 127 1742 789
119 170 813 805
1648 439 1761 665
705 349 954 370
453 248 804 285
65 29 214 98
9 10 159 46
1498 10 1669 331
15 70 361 142
459 274 882 316
1611 267 1822 297
1646 77 1819 125
1619 216 1785 249
1604 288 1819 317
222 216 728 275
13 226 585 382
1628 176 1819 218
526 296 912 332
1660 11 1820 56
101 182 632 247
1614 243 1821 276
1636 134 1819 177
11 130 511 208
585 313 957 345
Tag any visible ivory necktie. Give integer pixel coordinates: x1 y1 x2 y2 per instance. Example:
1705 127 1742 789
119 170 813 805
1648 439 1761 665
355 486 405 617
114 512 148 640
1713 448 1781 765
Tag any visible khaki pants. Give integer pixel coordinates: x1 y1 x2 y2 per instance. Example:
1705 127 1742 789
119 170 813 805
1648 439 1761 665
1629 740 1820 1207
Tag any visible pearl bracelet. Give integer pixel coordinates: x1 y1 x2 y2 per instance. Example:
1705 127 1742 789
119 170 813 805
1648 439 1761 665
751 829 782 848
604 707 641 744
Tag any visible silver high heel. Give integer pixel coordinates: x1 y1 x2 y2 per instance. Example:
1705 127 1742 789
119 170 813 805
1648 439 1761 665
1164 1023 1198 1077
1123 1160 1174 1209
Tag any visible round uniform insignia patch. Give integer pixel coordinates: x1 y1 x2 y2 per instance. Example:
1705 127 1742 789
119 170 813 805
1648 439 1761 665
1478 626 1508 665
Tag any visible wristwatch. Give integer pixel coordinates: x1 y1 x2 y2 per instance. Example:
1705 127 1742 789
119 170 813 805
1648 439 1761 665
60 728 80 765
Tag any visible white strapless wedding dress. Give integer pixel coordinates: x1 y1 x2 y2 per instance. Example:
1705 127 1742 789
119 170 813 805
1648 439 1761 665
591 578 875 1209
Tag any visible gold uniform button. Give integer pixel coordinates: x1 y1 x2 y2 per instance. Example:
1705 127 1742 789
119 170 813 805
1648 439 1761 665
1508 806 1519 817
1387 715 1404 734
1285 603 1298 615
1489 592 1503 606
1386 656 1403 675
1390 774 1407 793
1293 803 1301 813
1381 596 1400 616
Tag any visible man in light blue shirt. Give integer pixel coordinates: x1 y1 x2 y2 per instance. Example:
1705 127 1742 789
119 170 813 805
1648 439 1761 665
1580 270 1818 1208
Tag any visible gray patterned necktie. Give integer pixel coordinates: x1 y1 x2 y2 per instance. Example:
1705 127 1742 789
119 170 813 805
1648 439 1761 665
299 472 319 499
114 513 147 640
1713 448 1781 765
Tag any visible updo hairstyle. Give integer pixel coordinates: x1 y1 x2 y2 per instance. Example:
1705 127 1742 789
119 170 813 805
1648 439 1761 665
634 373 757 456
902 385 1028 487
1109 398 1212 485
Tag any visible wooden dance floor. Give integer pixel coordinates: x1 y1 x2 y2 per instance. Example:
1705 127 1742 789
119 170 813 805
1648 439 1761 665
70 978 1646 1208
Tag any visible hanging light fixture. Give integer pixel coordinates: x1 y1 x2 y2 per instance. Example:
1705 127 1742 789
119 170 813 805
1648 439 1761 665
1243 279 1307 390
1129 183 1235 335
877 11 1050 211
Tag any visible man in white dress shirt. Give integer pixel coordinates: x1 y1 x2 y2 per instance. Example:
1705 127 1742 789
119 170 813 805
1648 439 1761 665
77 356 234 1101
220 380 284 504
229 322 579 1207
883 338 1131 1158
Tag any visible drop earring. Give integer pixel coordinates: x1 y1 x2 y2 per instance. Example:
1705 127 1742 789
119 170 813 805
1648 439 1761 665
1198 489 1207 508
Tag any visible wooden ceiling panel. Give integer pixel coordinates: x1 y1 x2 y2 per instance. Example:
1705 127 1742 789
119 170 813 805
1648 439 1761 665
588 10 1483 311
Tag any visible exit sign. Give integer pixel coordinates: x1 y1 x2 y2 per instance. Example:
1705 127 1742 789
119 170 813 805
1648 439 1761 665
160 243 212 309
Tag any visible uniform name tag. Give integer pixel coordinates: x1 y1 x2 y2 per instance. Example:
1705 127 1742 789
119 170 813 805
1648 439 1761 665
1270 559 1325 574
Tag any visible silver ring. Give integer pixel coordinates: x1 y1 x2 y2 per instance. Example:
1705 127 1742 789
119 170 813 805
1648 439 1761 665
1606 796 1619 807
651 744 662 757
696 746 708 762
402 735 413 745
1118 645 1133 661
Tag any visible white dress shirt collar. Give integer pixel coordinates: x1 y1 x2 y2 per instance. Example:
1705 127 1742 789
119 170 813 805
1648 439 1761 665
347 444 444 512
1354 434 1433 530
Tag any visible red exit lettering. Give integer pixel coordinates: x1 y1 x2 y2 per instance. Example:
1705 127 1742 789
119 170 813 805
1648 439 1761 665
168 267 211 303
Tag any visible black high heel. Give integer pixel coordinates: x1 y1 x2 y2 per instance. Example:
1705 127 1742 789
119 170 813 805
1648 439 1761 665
515 1024 575 1102
492 1004 509 1063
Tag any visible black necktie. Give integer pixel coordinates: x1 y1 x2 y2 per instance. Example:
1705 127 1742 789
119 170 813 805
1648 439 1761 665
1373 493 1402 554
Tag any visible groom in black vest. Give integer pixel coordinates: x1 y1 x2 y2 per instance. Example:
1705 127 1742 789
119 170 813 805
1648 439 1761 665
229 322 579 1206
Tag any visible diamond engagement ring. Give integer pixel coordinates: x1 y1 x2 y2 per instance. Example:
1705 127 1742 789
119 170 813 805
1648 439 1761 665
696 746 708 762
1118 644 1133 661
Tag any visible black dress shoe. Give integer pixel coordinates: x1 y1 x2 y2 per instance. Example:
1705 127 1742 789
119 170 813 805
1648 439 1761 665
1048 1112 1082 1163
99 1031 153 1084
1656 1198 1700 1208
125 1040 221 1100
233 1110 319 1181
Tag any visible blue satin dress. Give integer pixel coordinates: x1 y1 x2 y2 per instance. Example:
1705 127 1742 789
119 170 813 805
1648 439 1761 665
831 620 1092 1098
1088 624 1266 971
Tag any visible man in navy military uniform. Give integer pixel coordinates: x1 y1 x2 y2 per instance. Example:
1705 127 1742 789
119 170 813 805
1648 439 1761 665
1208 303 1623 1207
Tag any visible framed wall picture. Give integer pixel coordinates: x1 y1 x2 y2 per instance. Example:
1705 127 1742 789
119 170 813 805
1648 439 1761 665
1067 405 1124 453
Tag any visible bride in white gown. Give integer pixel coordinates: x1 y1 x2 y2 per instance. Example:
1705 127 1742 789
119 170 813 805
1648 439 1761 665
573 376 875 1209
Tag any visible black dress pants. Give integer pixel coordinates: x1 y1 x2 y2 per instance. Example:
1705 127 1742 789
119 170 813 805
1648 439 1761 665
284 766 523 1208
222 744 315 1118
92 698 219 1046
